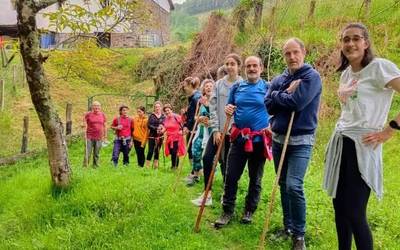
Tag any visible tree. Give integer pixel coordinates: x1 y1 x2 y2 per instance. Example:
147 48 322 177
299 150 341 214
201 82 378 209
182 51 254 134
15 0 71 188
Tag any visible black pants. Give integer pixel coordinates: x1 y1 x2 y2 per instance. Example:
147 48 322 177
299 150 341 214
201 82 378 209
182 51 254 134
222 140 266 214
146 137 162 161
169 141 179 168
133 140 145 167
187 134 193 160
333 137 373 250
202 134 231 191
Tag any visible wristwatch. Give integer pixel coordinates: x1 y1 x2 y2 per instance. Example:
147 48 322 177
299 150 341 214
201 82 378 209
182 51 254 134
389 120 400 130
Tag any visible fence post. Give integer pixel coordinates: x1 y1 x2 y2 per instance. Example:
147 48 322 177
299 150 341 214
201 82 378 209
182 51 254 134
21 116 29 153
308 0 316 20
66 102 72 135
364 0 371 18
20 65 26 88
0 79 4 111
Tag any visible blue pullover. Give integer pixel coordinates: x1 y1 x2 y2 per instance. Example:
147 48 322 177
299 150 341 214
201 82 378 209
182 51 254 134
265 63 322 136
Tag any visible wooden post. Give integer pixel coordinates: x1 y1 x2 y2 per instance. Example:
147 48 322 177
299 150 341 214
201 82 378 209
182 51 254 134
21 116 29 153
308 0 316 20
66 102 72 135
20 65 26 88
0 79 4 111
269 6 276 34
12 65 17 94
364 0 371 18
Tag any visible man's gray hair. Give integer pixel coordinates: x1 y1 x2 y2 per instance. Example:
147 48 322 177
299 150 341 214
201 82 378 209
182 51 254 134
283 37 306 50
244 56 263 66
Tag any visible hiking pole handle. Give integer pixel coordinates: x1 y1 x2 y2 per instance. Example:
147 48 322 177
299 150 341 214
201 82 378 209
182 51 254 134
258 111 295 249
194 114 232 233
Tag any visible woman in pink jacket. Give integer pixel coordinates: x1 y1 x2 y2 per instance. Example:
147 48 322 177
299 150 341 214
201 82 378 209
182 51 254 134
160 103 186 169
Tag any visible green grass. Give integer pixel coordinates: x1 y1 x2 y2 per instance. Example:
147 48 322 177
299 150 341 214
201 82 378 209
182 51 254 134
1 117 400 249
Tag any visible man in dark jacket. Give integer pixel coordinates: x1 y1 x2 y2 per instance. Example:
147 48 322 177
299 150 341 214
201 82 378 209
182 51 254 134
265 38 322 250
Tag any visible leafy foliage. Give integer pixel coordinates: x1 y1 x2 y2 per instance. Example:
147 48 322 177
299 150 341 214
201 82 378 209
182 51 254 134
175 0 240 15
44 0 152 34
48 40 115 87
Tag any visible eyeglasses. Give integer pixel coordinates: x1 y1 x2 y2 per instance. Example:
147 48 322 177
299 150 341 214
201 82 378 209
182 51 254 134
341 35 365 44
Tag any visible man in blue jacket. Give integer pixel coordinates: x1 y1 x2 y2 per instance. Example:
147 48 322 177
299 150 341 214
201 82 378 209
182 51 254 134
265 38 322 250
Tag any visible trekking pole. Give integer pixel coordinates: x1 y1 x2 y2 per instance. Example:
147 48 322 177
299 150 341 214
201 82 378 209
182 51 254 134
258 111 295 249
161 141 165 169
84 131 89 167
194 114 232 232
172 100 201 192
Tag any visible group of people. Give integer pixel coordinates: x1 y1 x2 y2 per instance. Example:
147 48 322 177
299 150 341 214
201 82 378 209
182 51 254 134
82 23 400 250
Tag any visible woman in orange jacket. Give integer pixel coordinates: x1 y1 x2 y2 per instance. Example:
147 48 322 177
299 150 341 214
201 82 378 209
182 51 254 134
132 106 149 167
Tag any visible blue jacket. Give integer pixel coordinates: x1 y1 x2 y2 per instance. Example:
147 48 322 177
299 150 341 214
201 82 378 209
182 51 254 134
265 64 322 136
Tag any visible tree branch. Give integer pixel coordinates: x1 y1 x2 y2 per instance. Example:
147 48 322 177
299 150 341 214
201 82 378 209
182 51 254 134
34 0 66 12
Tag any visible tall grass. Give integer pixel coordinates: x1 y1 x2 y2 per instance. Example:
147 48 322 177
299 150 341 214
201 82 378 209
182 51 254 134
1 114 399 249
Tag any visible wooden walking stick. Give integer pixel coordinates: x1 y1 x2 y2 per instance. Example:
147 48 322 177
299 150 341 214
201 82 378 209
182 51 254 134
84 131 89 167
194 114 232 232
172 100 201 192
258 111 295 249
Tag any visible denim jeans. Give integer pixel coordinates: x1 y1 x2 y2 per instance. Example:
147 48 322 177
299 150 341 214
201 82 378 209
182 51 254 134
272 142 313 237
112 138 132 166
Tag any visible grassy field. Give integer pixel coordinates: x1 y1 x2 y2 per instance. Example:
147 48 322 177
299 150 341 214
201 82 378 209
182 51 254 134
1 0 400 249
0 116 399 249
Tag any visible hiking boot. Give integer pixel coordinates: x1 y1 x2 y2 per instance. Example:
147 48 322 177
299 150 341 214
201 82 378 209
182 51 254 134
240 211 253 224
270 228 293 241
186 175 200 186
191 193 212 207
214 212 233 229
292 236 306 250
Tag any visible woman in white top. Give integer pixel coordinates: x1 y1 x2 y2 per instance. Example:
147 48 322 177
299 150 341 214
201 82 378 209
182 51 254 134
323 23 400 250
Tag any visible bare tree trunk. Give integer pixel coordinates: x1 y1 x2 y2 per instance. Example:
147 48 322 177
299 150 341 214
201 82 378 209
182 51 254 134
16 0 71 188
253 0 264 29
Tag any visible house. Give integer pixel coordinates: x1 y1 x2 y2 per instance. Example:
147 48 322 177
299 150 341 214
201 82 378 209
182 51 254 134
0 0 174 48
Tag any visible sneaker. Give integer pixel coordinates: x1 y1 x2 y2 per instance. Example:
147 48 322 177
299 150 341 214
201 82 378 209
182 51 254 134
292 236 306 250
270 228 293 241
191 193 212 207
240 211 253 224
186 175 200 186
214 212 233 229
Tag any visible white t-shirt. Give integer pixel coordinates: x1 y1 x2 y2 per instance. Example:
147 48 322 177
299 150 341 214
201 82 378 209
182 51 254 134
337 58 400 130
